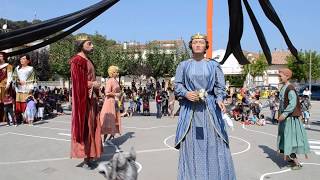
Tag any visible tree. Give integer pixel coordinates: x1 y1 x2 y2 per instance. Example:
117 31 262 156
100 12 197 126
30 49 51 81
286 52 306 82
49 32 118 79
49 35 74 80
145 43 173 80
225 75 246 87
242 54 268 84
0 18 34 32
144 41 186 79
168 42 190 77
89 32 116 77
287 50 320 82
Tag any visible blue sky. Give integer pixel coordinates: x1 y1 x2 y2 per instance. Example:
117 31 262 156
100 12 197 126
1 0 319 52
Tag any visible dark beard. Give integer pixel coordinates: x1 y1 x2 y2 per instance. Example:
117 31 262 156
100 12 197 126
82 48 93 55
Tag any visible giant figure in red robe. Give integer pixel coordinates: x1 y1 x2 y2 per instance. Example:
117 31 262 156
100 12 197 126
69 35 102 169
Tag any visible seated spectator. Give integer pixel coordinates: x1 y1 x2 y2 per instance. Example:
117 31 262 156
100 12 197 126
257 114 266 126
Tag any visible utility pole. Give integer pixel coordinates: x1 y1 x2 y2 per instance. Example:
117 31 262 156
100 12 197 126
309 51 312 95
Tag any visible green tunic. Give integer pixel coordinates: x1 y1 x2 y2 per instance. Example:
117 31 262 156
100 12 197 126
277 84 310 156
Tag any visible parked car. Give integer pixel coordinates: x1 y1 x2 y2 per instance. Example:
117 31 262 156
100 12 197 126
299 84 320 100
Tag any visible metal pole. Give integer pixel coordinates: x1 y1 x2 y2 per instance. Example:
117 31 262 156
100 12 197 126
206 0 213 59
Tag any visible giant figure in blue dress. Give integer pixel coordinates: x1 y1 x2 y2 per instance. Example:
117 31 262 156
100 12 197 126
174 33 236 180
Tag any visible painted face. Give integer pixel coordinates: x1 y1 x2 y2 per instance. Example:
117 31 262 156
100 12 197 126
191 38 207 54
20 56 30 66
278 72 289 83
113 70 119 78
82 40 94 53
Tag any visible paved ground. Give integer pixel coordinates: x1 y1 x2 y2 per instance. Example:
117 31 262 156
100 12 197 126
0 101 320 180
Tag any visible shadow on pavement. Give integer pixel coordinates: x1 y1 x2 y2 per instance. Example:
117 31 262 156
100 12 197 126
113 132 135 147
311 121 320 126
99 132 135 162
306 127 320 133
33 121 49 125
259 145 288 168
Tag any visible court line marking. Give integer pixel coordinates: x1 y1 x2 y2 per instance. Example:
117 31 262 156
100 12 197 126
137 148 173 154
0 147 173 166
163 134 251 156
229 136 251 156
309 139 320 142
102 144 173 156
242 125 320 148
310 146 320 150
8 132 70 142
163 135 178 152
309 141 320 145
123 125 176 130
243 125 320 142
0 132 9 136
259 162 320 180
242 124 277 137
38 121 175 130
243 124 320 179
33 126 70 131
58 133 71 137
0 157 69 165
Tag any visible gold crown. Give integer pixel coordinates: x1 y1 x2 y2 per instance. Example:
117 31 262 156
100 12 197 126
191 33 207 40
75 35 90 41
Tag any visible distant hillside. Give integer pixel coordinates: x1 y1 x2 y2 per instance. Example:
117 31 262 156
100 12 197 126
0 18 41 31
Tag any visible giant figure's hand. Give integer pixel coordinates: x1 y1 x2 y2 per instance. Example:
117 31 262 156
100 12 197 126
217 101 226 113
186 91 199 102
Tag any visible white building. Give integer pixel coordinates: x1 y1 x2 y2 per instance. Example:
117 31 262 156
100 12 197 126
213 49 243 75
212 49 292 88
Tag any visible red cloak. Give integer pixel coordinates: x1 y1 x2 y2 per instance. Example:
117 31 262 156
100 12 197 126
70 55 88 143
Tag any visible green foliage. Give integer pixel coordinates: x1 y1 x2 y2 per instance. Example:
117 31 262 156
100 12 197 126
30 50 51 81
225 75 246 87
144 41 187 79
89 32 116 77
144 43 171 79
287 50 320 82
49 35 74 79
0 18 34 31
286 53 306 82
243 54 268 78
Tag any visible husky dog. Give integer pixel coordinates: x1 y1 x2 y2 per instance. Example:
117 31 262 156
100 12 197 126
98 148 138 180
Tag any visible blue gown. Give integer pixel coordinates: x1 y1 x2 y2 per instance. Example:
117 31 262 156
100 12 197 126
174 59 236 180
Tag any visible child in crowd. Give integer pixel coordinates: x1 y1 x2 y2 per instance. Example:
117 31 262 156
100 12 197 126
25 91 37 126
3 90 16 126
136 95 141 114
301 95 311 128
121 107 133 117
129 96 135 114
36 95 45 121
142 94 150 116
248 111 257 125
